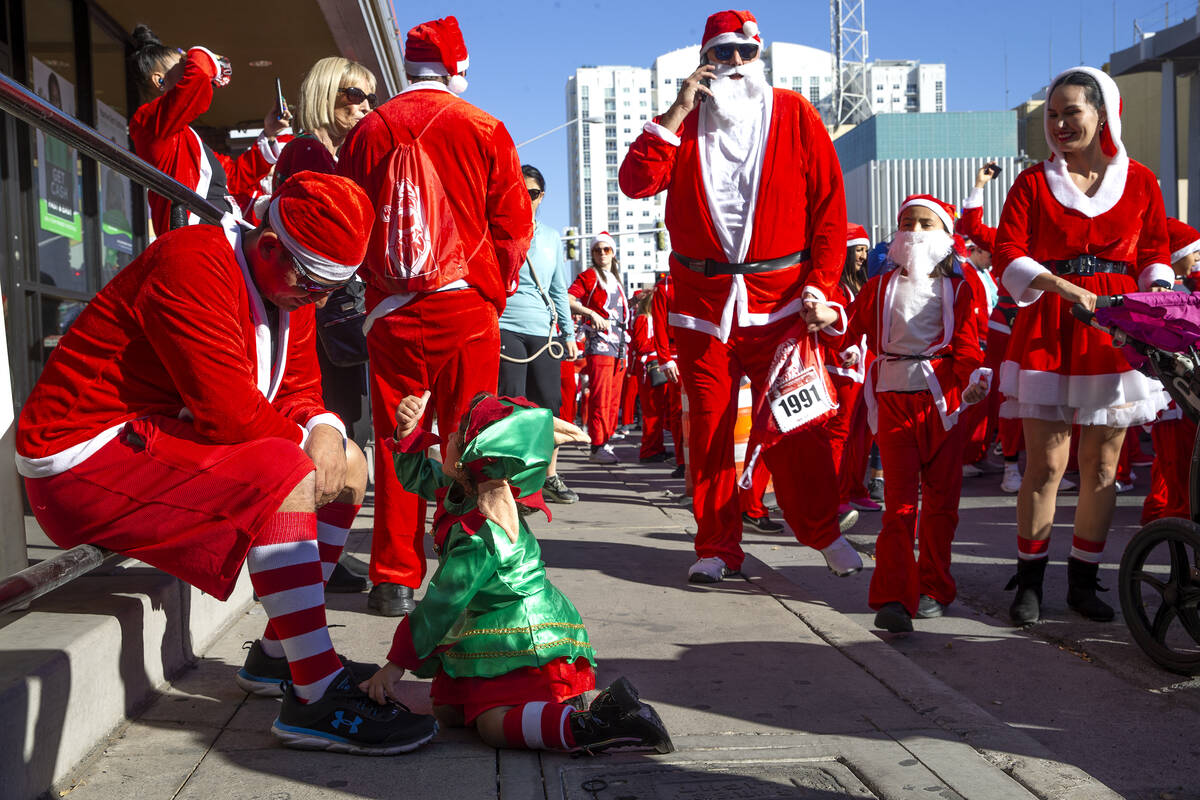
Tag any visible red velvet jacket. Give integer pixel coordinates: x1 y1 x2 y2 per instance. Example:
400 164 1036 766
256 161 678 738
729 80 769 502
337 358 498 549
649 273 676 364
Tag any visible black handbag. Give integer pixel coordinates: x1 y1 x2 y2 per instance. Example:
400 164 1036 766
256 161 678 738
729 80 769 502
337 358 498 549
315 277 369 367
645 359 669 388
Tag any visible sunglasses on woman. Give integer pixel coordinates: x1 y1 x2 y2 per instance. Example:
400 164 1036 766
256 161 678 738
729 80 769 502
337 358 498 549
339 86 378 108
710 43 759 62
528 188 544 201
290 254 346 294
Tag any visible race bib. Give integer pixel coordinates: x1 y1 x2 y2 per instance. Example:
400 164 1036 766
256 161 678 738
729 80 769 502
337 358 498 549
769 366 836 433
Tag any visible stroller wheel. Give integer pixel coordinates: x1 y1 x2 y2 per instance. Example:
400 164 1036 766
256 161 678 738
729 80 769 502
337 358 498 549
1118 517 1200 676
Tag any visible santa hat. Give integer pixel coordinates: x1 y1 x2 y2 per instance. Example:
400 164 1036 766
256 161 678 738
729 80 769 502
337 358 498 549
404 16 470 94
846 223 869 248
1168 217 1200 266
897 194 956 233
591 231 617 252
701 10 762 54
267 171 373 282
1044 66 1123 160
952 234 970 259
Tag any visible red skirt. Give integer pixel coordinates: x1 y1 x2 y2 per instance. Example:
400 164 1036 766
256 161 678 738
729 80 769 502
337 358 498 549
430 657 596 724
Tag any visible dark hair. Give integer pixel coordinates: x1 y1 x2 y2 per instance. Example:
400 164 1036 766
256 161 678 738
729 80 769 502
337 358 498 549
841 246 866 295
521 164 545 192
129 25 176 92
1048 71 1105 113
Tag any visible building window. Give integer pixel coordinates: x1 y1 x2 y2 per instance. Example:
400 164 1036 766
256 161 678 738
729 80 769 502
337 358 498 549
608 193 619 206
581 86 589 97
605 112 615 123
639 86 647 93
625 210 633 216
642 210 651 216
605 126 616 138
606 153 617 165
623 114 631 120
604 98 615 110
608 180 618 192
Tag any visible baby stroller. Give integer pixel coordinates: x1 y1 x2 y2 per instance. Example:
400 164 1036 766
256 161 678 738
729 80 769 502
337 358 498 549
1073 292 1200 675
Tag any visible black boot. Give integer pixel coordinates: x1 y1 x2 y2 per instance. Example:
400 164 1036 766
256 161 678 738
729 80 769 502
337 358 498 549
568 677 674 754
1066 558 1115 621
1005 557 1047 625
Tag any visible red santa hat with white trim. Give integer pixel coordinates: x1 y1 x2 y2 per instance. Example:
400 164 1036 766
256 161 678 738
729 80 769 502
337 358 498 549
1168 217 1200 268
591 231 617 252
897 194 957 233
404 16 470 95
267 171 373 282
846 223 869 248
700 9 762 54
1044 66 1123 160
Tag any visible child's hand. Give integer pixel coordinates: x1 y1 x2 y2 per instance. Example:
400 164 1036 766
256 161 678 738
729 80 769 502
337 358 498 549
394 390 431 441
360 662 406 705
962 380 988 405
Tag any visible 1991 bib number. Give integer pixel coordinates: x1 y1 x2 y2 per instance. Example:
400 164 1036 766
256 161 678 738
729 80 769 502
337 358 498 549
769 367 834 433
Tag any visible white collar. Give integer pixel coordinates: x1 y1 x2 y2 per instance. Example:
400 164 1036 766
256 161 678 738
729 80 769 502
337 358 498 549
1041 147 1129 218
400 81 455 96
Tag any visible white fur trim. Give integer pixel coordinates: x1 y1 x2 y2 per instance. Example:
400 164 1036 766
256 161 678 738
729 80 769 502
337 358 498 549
998 359 1170 428
743 20 759 37
667 311 721 339
189 46 222 77
1001 256 1050 306
15 422 126 478
962 186 984 210
447 74 468 95
591 233 617 252
968 367 994 395
701 30 761 54
663 359 677 370
187 128 213 227
846 236 870 248
267 196 359 281
225 218 291 400
643 120 681 147
1041 151 1129 218
1171 239 1200 265
256 134 281 165
400 81 455 96
404 57 469 77
300 413 347 450
898 197 954 233
1138 263 1175 291
361 280 469 334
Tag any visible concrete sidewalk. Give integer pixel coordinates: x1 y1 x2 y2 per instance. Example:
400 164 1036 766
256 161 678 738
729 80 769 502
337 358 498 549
55 443 1121 800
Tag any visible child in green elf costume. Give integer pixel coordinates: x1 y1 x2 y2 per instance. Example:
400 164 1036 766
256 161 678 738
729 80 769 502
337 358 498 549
361 390 673 755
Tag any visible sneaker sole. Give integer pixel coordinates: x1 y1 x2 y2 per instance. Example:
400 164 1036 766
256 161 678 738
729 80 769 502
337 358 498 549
687 571 724 583
235 669 285 697
271 720 438 755
838 510 859 532
596 679 675 755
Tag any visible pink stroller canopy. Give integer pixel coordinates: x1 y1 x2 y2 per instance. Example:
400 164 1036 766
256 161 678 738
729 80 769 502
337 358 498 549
1093 292 1200 354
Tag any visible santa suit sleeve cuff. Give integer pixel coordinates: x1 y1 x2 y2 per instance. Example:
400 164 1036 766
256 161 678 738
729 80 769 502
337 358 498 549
385 426 441 454
1138 263 1175 292
663 359 677 371
968 367 993 394
387 616 422 670
188 46 222 79
257 135 282 165
962 186 984 210
802 286 847 336
299 414 347 449
643 121 681 147
1001 256 1050 306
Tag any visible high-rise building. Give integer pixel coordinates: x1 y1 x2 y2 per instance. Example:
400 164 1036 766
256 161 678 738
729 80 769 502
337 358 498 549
867 60 946 114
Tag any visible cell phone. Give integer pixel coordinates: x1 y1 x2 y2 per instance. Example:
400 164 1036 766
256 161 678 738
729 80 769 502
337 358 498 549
274 78 289 121
984 163 1002 177
697 59 712 104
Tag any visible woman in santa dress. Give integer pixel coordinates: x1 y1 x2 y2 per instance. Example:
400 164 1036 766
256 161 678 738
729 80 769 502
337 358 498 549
994 66 1172 626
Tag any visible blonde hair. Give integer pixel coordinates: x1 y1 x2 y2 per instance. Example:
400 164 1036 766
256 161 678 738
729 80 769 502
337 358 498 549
296 57 377 135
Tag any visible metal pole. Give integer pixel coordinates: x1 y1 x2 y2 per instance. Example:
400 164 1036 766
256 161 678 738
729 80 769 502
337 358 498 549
0 545 120 614
0 72 225 225
1161 59 1178 218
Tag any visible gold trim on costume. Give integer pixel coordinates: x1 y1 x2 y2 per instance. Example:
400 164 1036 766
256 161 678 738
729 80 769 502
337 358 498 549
443 637 594 659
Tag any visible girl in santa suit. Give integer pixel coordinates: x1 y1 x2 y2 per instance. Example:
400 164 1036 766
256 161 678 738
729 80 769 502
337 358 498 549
569 234 630 464
994 66 1172 626
1140 218 1200 525
128 25 289 235
842 196 988 632
630 289 672 463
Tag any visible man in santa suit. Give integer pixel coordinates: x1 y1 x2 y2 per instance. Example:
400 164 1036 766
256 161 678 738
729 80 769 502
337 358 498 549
337 16 533 616
619 9 861 582
16 172 438 753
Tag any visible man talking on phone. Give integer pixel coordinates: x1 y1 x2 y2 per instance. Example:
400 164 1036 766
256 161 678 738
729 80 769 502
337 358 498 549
620 9 861 583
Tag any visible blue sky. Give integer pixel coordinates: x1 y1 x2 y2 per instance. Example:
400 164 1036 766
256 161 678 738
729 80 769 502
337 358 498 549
389 0 1188 233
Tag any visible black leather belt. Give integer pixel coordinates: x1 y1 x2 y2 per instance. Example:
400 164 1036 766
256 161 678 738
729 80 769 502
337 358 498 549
881 352 947 361
1048 255 1129 277
672 249 809 277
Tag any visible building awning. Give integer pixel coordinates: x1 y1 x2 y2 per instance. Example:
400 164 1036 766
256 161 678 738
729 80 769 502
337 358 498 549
1110 15 1200 75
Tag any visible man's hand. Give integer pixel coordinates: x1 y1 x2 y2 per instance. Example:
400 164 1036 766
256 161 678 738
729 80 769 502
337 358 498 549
962 380 988 405
305 424 347 507
659 63 716 132
263 106 292 139
974 163 998 189
663 361 680 383
802 300 839 333
360 662 406 706
394 390 431 441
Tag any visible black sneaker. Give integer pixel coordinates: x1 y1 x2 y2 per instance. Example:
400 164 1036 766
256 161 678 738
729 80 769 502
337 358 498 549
670 464 686 479
272 670 438 755
742 512 784 533
569 677 674 755
867 477 885 502
638 451 674 463
542 474 579 504
235 639 381 697
326 561 369 594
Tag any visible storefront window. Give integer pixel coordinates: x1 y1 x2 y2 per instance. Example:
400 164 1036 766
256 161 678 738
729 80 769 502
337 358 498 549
92 20 134 286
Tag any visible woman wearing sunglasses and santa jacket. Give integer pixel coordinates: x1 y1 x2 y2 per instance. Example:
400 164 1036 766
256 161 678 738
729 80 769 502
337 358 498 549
128 25 289 236
839 195 989 633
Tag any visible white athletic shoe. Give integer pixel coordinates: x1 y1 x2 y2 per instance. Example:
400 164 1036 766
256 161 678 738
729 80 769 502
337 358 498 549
821 535 863 577
1115 480 1134 494
1000 464 1022 494
962 463 983 478
687 556 729 583
589 444 619 464
1059 476 1078 492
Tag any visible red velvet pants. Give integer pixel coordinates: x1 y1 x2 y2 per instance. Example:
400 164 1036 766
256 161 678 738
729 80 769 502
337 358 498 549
584 355 625 447
667 380 685 466
620 370 639 427
367 290 499 587
1142 416 1197 524
838 386 873 502
871 391 965 616
638 374 668 458
559 359 579 425
676 319 841 571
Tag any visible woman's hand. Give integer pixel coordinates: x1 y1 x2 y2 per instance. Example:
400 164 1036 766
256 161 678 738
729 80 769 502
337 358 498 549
566 338 579 359
1055 279 1097 313
394 390 431 441
591 311 612 333
360 662 406 705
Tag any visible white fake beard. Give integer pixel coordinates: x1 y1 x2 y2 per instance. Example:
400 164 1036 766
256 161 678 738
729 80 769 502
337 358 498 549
707 59 768 127
888 230 954 288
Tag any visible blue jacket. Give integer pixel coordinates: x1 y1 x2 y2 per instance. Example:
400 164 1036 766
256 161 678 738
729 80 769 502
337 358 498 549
499 221 574 340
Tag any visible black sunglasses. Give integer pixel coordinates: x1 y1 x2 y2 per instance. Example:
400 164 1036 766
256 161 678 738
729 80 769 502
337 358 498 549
339 86 378 108
710 43 760 62
528 188 544 201
290 254 346 295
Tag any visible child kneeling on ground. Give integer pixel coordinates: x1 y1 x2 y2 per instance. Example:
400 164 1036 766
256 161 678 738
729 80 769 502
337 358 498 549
361 390 673 754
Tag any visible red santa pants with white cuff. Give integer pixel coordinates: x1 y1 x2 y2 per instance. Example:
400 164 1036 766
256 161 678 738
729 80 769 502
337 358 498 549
583 355 625 447
367 289 500 588
638 377 667 458
1142 416 1197 524
676 318 842 572
871 391 965 617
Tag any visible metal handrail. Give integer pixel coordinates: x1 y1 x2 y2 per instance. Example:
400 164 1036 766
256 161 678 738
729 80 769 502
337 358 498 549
0 71 232 611
0 71 225 224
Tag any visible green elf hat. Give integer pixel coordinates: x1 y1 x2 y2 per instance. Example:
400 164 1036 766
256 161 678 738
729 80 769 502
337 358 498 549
459 397 554 498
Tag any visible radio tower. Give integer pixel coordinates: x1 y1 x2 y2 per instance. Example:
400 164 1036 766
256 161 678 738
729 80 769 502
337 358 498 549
830 0 869 131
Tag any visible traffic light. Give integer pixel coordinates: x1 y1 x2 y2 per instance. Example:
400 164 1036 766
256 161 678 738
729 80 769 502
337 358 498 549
565 228 578 260
655 222 667 252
